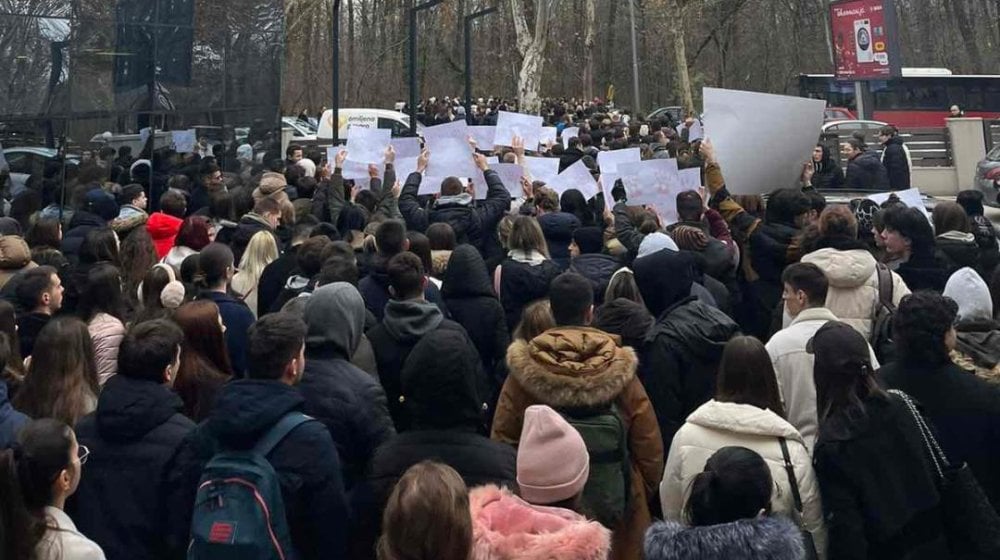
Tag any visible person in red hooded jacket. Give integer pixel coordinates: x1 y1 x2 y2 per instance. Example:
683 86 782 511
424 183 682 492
147 190 186 259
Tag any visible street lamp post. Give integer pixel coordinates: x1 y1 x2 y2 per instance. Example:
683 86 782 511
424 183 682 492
332 0 342 145
464 6 498 125
627 0 641 113
409 0 445 136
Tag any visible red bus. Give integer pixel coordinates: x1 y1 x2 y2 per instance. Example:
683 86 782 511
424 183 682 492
799 69 1000 128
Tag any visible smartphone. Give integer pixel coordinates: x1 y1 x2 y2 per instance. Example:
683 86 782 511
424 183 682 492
854 19 874 63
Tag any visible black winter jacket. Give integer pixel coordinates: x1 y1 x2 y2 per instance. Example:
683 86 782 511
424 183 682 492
639 297 740 450
230 212 276 266
538 212 580 270
880 360 1000 510
169 380 350 560
69 375 195 560
257 245 300 317
569 253 621 305
441 245 510 395
971 214 1000 279
810 146 845 190
61 210 107 265
881 136 911 190
498 257 562 331
300 348 396 490
357 257 448 321
935 232 981 276
813 394 949 560
399 170 511 254
845 150 890 190
894 252 949 293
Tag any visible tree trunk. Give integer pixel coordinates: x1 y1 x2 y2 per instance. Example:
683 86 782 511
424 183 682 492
671 0 694 113
583 0 596 100
509 0 555 115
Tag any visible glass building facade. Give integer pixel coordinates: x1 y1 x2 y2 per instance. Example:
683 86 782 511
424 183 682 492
1 0 284 164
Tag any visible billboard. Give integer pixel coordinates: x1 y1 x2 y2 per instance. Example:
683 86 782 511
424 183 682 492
830 0 902 80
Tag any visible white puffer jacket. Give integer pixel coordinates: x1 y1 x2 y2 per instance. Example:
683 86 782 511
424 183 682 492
661 400 827 559
88 312 125 386
801 248 910 340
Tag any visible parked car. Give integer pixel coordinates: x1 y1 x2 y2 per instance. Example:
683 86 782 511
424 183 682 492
317 108 423 141
282 116 317 142
975 144 1000 206
646 106 684 124
821 119 889 136
824 107 857 122
3 146 80 196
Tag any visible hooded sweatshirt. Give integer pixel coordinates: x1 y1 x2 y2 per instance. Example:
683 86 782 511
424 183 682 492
943 267 1000 376
146 212 183 258
304 282 365 358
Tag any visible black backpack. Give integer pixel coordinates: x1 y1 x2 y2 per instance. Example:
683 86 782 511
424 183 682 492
870 263 896 363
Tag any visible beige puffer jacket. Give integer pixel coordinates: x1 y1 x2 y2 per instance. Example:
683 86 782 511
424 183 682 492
661 400 827 559
801 247 910 340
88 312 125 386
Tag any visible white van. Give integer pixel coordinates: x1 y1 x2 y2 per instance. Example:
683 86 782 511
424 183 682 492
317 108 423 140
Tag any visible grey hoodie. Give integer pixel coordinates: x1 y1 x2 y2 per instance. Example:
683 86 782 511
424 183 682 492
304 282 365 358
382 299 444 341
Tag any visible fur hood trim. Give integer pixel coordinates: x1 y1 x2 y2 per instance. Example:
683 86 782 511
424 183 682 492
644 517 804 560
469 485 611 560
507 327 637 408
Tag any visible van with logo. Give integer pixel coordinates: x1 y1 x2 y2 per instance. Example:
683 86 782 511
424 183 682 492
316 108 423 141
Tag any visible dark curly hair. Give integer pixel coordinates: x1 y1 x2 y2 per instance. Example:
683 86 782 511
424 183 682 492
881 205 936 258
893 292 958 367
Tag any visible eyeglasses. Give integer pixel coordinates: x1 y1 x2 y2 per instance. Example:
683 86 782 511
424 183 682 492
78 445 90 465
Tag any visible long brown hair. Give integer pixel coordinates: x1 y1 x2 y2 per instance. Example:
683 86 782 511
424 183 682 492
0 300 24 389
507 216 550 258
377 461 472 560
14 317 99 426
716 336 786 418
172 301 233 418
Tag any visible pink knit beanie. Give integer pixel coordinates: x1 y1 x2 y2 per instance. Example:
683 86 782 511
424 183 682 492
517 405 590 505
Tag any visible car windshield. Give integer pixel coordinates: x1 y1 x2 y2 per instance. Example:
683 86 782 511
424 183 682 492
988 144 1000 161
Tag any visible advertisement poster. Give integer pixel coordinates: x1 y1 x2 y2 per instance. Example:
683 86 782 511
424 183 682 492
830 0 901 80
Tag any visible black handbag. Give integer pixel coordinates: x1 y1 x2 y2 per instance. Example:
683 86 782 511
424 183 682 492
889 390 1000 557
778 437 820 560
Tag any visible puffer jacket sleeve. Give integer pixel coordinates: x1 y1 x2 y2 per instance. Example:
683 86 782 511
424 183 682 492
89 314 125 386
790 438 828 560
619 377 665 501
660 424 689 521
490 374 535 446
399 172 430 232
476 168 512 234
889 269 911 306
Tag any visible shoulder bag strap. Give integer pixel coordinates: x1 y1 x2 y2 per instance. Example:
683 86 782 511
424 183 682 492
886 389 947 479
875 263 895 310
778 437 804 513
254 412 312 457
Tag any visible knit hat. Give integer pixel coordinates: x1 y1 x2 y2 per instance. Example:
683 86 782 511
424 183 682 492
85 188 120 222
573 226 605 255
851 198 879 236
636 232 679 259
517 405 590 505
671 225 709 251
256 172 287 196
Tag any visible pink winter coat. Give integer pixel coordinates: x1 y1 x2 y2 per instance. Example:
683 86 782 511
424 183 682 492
469 485 611 560
89 313 125 386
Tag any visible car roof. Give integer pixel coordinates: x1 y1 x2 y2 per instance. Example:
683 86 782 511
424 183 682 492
3 146 60 157
822 119 888 129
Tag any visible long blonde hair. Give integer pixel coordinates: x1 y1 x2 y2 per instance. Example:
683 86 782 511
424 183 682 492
234 231 278 290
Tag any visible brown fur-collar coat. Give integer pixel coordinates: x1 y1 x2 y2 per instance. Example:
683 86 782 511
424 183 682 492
491 326 664 560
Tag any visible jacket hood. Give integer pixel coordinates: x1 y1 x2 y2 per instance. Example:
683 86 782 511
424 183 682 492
637 232 679 259
401 327 484 429
240 212 273 230
304 282 365 358
284 274 310 291
633 249 695 317
95 375 187 442
146 212 183 239
0 236 31 270
643 517 804 560
507 327 637 408
69 209 107 229
651 300 740 361
442 244 496 299
205 379 304 449
686 400 804 442
382 299 444 341
469 485 611 560
801 247 876 288
938 230 976 243
944 267 993 323
436 192 474 208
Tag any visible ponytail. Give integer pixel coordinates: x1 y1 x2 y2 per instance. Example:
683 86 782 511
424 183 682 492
682 446 773 527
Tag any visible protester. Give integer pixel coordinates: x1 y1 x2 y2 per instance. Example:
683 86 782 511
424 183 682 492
173 313 350 559
301 282 395 489
79 263 126 385
645 447 805 560
469 405 611 560
194 243 254 375
377 461 473 560
841 138 890 190
957 189 1000 278
359 220 448 321
880 205 948 292
147 190 186 259
492 272 662 560
231 229 279 316
932 200 981 276
15 265 64 357
0 419 107 560
171 301 233 421
810 320 950 558
533 186 581 270
494 215 562 330
0 332 27 450
661 336 826 555
807 144 844 189
68 320 192 559
161 216 212 270
944 267 1000 379
879 292 1000 508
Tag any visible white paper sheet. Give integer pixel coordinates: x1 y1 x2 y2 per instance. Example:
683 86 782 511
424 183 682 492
561 127 580 149
326 147 344 172
390 137 422 159
171 129 197 153
468 126 497 150
493 163 525 199
393 157 419 180
346 127 391 164
676 120 704 142
616 159 685 222
523 156 560 185
867 188 931 220
598 148 641 176
547 160 600 200
538 127 558 150
494 111 544 150
679 168 703 191
422 120 479 182
703 87 826 194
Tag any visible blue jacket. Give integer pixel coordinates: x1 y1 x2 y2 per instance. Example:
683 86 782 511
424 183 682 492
0 382 28 449
199 290 255 376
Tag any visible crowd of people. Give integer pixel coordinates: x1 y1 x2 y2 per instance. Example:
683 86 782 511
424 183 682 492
2 99 1000 560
